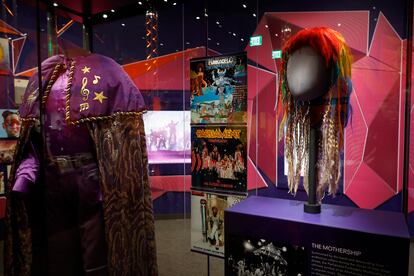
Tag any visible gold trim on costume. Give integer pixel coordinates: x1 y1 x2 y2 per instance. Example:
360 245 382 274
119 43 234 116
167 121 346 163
69 110 147 125
20 117 39 123
64 60 76 123
41 63 62 105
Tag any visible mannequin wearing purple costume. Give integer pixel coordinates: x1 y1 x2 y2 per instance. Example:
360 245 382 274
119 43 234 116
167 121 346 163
5 54 158 276
14 63 107 275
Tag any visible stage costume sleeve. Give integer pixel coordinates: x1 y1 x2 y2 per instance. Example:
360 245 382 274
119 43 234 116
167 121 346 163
13 142 39 194
87 114 158 276
5 121 36 276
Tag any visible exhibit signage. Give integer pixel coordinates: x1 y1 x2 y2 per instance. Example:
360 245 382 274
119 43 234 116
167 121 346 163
225 196 410 276
272 50 282 59
249 35 262 47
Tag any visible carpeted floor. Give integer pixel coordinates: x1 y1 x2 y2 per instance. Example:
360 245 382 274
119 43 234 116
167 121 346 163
155 219 414 276
155 218 224 276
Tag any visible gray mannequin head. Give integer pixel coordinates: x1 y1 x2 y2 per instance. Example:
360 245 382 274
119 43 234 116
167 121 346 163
286 46 331 101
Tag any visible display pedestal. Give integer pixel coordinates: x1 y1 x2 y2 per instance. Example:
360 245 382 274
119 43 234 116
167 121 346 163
304 125 321 214
225 196 410 276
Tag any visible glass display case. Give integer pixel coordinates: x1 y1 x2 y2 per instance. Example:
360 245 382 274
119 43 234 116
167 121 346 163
0 0 412 275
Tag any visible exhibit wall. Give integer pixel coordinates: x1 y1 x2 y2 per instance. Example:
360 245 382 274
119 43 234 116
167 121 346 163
0 0 413 235
407 5 414 236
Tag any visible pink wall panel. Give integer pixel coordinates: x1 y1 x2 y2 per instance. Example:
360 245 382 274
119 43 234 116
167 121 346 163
407 37 414 213
256 74 277 185
344 93 367 194
274 11 369 55
369 13 402 71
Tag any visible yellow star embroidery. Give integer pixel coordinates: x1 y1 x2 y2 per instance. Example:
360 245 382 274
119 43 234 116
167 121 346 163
81 66 91 74
93 91 107 104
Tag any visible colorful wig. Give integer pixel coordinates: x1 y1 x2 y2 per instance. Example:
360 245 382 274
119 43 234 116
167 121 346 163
277 27 353 199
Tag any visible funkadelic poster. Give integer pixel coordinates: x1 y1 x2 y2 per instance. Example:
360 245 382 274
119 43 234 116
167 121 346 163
190 53 247 125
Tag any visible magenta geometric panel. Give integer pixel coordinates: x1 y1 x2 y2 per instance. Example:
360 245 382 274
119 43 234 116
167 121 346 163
408 35 414 213
344 13 403 209
344 92 367 195
247 65 277 189
256 73 277 185
274 11 369 55
369 13 403 71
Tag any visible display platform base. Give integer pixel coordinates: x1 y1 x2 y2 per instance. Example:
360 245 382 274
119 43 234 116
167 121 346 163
225 196 410 276
304 202 321 214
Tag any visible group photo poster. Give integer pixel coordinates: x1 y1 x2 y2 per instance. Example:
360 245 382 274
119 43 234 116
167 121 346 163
191 190 245 258
191 125 247 193
226 235 307 276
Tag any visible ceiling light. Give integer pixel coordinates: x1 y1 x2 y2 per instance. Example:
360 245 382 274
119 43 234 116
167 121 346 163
233 33 236 36
196 16 200 20
337 23 341 27
53 2 58 7
121 23 126 27
216 42 220 45
173 2 177 5
265 24 268 28
111 9 115 13
138 1 143 5
208 37 211 41
216 21 220 25
242 4 247 8
241 38 244 41
253 13 256 17
102 14 108 19
204 13 208 17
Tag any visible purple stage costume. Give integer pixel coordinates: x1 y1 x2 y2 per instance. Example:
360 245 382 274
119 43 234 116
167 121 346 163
5 54 158 276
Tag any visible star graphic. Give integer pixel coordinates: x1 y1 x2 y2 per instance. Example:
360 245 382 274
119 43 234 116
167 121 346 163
93 91 108 104
81 66 91 74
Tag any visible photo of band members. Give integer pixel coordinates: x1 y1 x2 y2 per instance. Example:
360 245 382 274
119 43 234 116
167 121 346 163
191 190 245 257
143 111 191 164
226 235 307 276
191 126 247 193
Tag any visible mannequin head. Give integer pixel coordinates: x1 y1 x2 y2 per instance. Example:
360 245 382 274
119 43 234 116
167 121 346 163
286 46 331 101
277 27 353 198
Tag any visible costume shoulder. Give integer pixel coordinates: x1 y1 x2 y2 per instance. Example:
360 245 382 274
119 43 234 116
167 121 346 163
19 54 147 124
19 55 65 119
